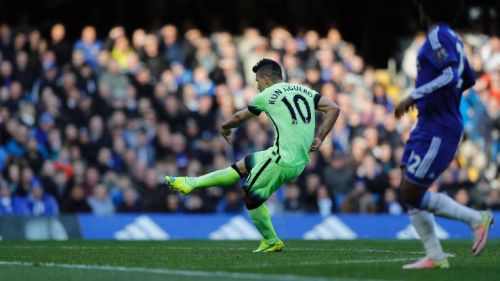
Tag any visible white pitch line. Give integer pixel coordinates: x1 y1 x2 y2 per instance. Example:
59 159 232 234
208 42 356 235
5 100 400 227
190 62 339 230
287 248 426 254
0 261 393 281
1 244 456 260
231 257 418 269
300 258 417 265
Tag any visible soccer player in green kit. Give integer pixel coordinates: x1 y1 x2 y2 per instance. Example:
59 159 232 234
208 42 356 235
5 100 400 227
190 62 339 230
165 59 340 252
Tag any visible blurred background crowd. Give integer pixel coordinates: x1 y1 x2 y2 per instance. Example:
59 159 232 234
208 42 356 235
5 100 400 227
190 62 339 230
1 1 500 217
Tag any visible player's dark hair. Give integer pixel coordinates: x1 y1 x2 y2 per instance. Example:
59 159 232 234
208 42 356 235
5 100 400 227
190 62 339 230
416 0 464 23
252 59 283 81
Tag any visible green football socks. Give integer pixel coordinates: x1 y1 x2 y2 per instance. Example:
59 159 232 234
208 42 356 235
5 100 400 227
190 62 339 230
186 166 241 189
249 204 279 244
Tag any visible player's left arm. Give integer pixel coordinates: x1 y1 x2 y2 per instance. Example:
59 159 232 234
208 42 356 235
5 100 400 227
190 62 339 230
461 58 476 92
220 108 256 143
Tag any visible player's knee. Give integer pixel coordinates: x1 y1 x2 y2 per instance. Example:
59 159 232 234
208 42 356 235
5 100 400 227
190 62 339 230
234 160 249 177
401 189 421 208
243 188 265 210
401 184 425 209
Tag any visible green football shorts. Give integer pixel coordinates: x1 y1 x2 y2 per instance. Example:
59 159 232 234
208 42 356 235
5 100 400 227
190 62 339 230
242 149 305 209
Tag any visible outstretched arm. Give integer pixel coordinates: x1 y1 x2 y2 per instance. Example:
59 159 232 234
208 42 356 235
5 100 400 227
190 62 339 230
221 108 256 143
394 95 417 120
395 65 460 119
310 96 340 152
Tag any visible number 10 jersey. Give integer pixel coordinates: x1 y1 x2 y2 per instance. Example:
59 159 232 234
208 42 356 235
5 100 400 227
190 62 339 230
248 82 321 167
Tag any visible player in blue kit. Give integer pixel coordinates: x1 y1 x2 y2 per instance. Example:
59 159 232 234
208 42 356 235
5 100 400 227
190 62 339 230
394 0 494 269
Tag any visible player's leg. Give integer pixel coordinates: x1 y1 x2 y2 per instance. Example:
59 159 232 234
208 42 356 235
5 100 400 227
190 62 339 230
418 188 492 253
402 137 482 226
400 174 448 269
402 137 491 255
248 204 283 252
400 137 453 269
242 153 282 252
165 159 248 195
402 178 492 256
406 208 450 269
244 155 303 252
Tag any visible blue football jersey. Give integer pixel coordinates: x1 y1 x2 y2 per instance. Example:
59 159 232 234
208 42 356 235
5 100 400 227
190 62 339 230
411 24 475 138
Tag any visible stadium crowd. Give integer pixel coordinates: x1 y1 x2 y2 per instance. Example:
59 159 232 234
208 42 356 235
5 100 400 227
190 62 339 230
0 22 499 216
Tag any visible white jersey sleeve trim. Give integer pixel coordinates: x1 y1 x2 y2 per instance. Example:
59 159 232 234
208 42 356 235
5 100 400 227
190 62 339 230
410 67 454 100
429 26 442 50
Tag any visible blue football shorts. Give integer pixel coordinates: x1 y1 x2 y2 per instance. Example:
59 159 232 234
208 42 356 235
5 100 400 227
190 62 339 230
401 134 460 187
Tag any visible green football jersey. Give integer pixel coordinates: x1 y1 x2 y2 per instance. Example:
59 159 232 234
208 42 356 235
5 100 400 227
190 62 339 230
248 82 321 166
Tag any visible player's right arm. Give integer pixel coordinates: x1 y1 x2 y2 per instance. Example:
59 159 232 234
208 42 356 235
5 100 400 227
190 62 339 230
310 96 340 152
221 108 256 143
220 92 266 143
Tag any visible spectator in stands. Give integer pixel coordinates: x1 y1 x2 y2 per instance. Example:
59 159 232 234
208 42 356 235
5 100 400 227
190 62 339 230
88 184 114 215
24 178 59 216
0 146 7 173
216 188 244 213
45 169 69 204
160 24 185 65
138 169 167 212
74 26 102 69
14 51 36 91
382 188 403 215
323 156 355 198
49 23 71 66
303 174 322 213
371 82 393 112
165 193 182 213
0 179 17 215
60 185 91 213
283 183 304 213
0 60 15 89
142 34 166 79
317 186 334 216
116 188 142 213
99 59 129 100
111 35 134 70
0 24 14 62
183 194 206 213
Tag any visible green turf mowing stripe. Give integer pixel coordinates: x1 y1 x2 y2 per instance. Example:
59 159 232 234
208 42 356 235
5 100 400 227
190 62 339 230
0 244 427 254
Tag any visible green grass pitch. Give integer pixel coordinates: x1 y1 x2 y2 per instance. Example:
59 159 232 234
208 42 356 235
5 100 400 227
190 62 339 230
0 240 499 281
